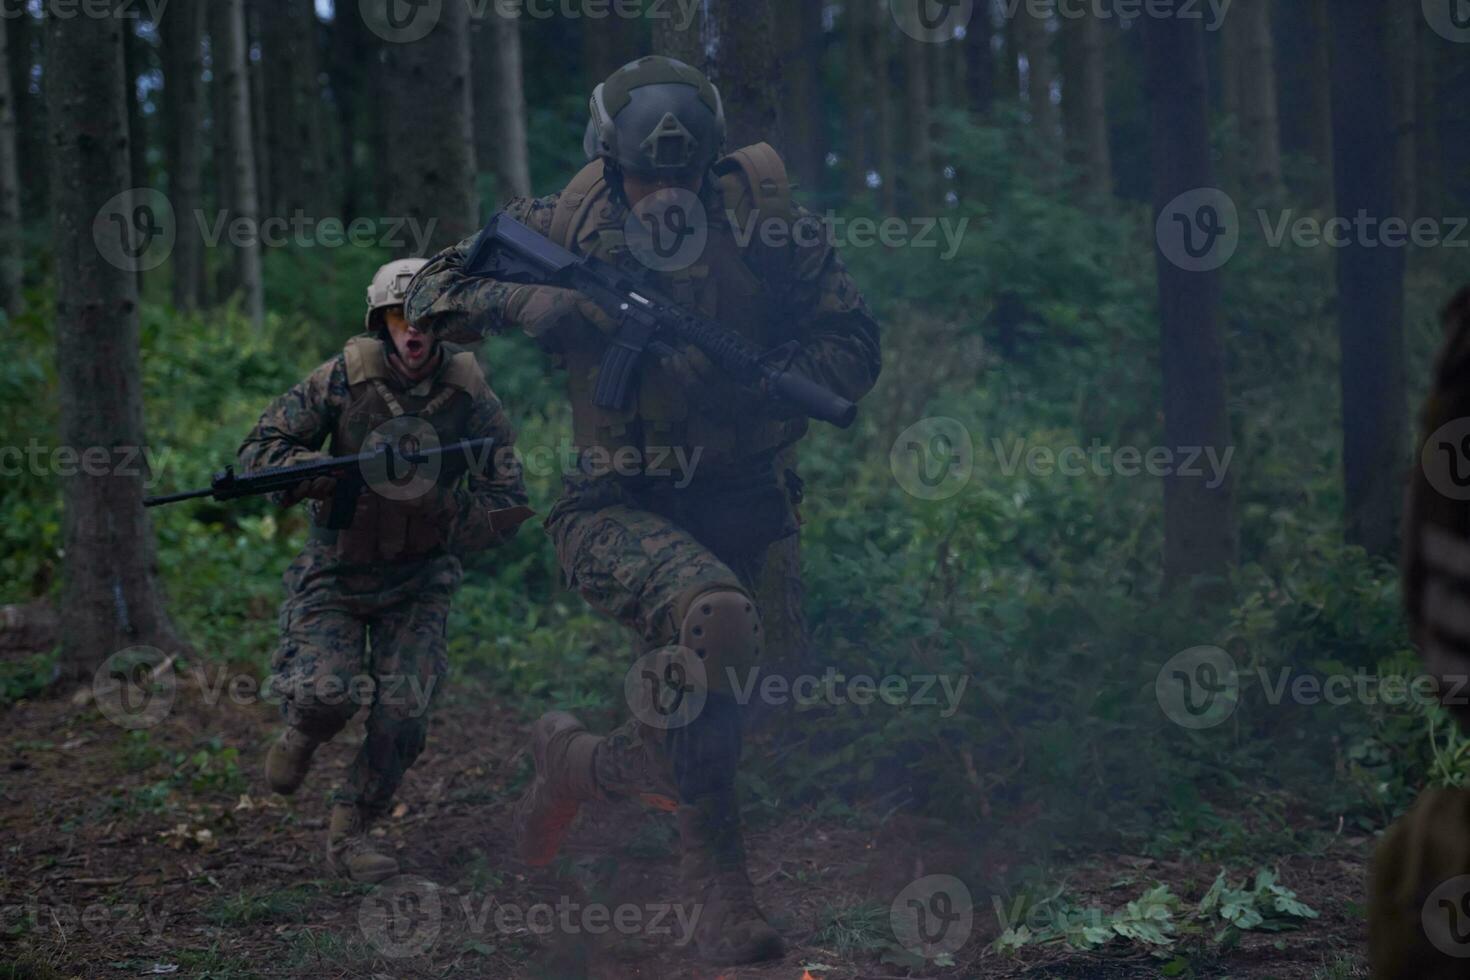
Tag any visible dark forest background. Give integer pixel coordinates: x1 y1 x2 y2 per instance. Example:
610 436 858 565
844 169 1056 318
3 0 1470 975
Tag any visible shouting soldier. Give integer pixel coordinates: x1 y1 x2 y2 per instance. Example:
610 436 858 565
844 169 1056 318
406 56 881 964
244 258 532 882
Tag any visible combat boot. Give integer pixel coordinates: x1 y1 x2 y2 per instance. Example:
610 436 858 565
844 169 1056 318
512 711 606 865
265 726 321 795
676 796 784 965
326 803 399 883
513 712 680 866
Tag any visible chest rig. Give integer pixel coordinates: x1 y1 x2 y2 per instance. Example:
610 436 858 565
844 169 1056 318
318 336 483 563
548 144 796 478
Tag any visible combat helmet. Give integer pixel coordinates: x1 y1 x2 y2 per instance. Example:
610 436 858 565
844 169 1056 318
364 257 428 332
583 56 726 182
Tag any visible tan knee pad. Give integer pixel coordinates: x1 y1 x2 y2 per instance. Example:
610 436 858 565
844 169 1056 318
676 587 762 694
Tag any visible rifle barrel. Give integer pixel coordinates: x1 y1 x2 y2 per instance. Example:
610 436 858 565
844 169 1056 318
144 487 216 507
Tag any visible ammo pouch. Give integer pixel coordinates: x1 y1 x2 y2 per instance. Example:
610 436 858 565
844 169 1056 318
636 460 797 563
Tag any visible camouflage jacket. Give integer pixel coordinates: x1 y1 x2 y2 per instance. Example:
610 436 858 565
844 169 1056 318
404 153 881 483
237 336 529 562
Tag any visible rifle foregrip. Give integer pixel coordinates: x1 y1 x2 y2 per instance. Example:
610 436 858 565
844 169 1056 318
769 370 858 429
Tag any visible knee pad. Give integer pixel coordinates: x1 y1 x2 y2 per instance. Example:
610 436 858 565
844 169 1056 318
676 587 761 694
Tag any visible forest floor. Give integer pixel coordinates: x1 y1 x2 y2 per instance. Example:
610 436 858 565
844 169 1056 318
0 679 1372 980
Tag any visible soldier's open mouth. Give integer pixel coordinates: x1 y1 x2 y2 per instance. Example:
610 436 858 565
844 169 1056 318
406 338 426 357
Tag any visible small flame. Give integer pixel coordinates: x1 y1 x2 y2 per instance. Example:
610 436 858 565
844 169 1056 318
801 973 818 980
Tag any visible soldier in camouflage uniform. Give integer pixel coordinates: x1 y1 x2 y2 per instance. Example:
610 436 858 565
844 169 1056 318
1370 287 1470 977
406 56 881 964
243 258 531 883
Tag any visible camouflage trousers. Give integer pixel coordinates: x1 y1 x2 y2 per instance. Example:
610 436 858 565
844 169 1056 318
271 542 461 815
546 486 773 803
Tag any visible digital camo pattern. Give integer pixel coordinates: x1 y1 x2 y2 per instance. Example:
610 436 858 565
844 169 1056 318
272 541 460 814
237 344 529 558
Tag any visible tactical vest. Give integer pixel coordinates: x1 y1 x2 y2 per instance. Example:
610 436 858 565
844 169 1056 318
547 143 798 478
317 335 487 563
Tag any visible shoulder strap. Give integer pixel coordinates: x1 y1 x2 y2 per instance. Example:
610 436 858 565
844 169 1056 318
343 335 391 385
549 159 611 249
713 142 794 230
440 349 487 393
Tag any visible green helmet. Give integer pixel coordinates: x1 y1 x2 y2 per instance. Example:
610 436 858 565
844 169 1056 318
583 56 726 181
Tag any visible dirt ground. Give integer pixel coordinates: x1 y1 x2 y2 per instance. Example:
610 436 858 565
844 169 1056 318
0 677 1371 979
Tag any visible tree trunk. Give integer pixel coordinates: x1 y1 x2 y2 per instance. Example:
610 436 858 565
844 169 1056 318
842 0 870 199
472 3 532 203
965 0 994 115
653 0 782 150
160 2 205 311
1017 5 1057 145
1218 5 1242 188
1308 0 1333 208
258 0 325 219
1415 13 1442 222
0 15 22 315
778 0 827 194
874 7 897 212
900 33 933 209
581 1 641 82
1061 9 1111 196
1389 1 1418 220
246 0 271 223
1332 0 1406 557
1237 0 1283 198
381 0 478 255
47 1 188 679
216 0 265 326
1000 9 1021 101
1144 13 1239 587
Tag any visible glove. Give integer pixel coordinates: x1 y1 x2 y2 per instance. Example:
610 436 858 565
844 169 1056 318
505 285 616 339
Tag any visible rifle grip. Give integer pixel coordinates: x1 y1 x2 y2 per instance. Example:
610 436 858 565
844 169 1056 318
325 477 361 531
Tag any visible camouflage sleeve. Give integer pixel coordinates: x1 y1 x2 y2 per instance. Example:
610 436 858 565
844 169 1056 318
762 203 882 405
405 194 562 347
236 356 348 505
442 380 531 555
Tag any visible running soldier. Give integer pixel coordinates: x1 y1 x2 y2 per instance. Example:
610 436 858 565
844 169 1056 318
245 258 531 882
407 56 881 964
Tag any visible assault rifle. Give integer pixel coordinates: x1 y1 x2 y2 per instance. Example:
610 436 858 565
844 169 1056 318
462 212 857 428
144 437 496 530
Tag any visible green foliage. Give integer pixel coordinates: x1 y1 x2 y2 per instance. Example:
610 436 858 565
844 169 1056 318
993 869 1316 956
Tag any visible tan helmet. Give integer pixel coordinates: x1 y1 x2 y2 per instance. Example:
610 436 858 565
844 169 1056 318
365 257 429 331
